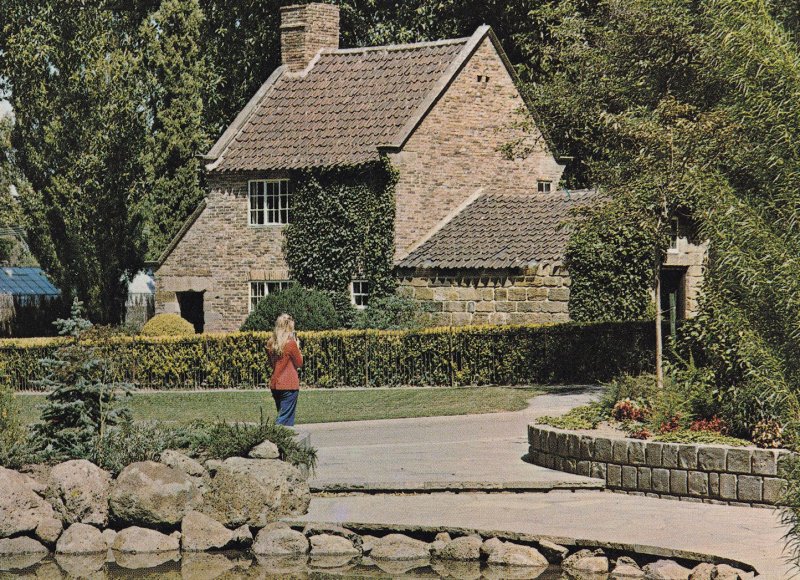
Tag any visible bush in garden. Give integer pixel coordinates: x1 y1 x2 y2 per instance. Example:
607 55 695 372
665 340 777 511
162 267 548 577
241 285 340 332
32 300 133 463
0 378 38 468
353 295 423 330
610 398 649 422
96 420 200 475
140 313 195 337
689 416 728 434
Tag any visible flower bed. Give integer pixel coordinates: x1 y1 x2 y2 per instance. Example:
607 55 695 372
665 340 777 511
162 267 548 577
528 423 793 506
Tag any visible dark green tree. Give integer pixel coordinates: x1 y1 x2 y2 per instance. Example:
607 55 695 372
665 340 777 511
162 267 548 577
140 0 212 259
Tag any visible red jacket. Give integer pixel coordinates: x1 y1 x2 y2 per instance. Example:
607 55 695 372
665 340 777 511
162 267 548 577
268 338 303 390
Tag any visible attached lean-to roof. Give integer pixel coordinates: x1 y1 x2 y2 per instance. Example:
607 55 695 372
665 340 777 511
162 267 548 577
206 27 496 172
0 267 60 297
397 190 600 270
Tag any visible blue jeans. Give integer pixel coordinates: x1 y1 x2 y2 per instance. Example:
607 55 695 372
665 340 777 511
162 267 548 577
271 389 299 426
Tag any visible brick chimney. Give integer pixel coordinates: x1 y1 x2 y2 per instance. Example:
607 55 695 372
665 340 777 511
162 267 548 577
280 3 340 73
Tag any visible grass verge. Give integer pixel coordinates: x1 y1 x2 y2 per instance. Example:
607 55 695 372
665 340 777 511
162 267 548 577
16 386 543 425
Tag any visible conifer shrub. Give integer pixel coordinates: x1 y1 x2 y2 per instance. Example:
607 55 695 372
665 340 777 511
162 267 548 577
140 313 195 337
241 285 339 332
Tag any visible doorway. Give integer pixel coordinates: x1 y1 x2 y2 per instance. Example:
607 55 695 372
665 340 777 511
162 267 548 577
176 291 204 333
659 268 686 338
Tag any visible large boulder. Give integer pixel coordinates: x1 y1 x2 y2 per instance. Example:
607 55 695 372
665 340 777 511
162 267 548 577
201 457 310 527
0 466 57 538
112 526 180 553
181 511 234 552
55 522 108 554
160 450 206 477
370 534 430 561
252 526 310 555
0 537 48 571
46 459 111 526
109 461 202 526
34 516 63 546
643 559 692 579
485 541 549 567
438 535 482 561
310 533 360 556
249 440 280 459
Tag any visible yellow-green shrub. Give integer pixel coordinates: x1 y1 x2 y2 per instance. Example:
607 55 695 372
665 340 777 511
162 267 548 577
0 321 655 390
140 314 195 337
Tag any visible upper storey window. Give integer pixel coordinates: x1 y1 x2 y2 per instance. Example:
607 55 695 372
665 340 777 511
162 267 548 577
537 180 552 194
249 179 291 225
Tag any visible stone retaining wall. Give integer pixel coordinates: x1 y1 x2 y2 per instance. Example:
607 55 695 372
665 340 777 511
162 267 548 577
528 424 793 506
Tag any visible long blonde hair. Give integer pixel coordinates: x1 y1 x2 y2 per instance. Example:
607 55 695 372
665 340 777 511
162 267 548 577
268 313 295 355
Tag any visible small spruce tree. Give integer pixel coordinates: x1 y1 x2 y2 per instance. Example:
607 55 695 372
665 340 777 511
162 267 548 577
33 299 132 462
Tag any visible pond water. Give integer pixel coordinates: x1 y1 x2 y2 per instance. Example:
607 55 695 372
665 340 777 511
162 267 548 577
0 550 571 579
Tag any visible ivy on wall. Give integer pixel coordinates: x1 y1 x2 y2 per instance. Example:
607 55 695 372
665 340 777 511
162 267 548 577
565 197 660 323
284 158 397 299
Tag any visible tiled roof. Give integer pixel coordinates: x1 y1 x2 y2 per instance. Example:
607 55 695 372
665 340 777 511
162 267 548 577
397 190 601 270
0 267 60 297
209 36 475 171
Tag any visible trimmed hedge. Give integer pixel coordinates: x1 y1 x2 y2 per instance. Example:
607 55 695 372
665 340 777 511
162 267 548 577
0 321 655 391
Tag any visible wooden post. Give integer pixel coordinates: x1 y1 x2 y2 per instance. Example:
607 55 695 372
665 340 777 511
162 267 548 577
655 258 664 390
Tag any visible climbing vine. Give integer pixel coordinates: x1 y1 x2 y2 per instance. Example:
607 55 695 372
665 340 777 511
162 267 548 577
284 158 397 300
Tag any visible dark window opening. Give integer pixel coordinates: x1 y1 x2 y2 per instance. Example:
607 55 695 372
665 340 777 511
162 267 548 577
177 291 204 333
660 268 686 338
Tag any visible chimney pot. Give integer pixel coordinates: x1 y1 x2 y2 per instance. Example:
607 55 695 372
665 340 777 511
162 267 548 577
280 3 340 73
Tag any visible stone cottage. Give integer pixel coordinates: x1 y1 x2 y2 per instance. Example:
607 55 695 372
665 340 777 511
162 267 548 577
152 3 704 332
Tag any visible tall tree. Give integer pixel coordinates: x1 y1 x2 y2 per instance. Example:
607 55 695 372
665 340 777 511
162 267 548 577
140 0 211 259
1 3 148 322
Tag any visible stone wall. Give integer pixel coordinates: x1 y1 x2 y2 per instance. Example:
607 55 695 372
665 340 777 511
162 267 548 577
155 171 290 333
528 424 791 506
397 263 570 326
662 220 707 319
389 36 565 261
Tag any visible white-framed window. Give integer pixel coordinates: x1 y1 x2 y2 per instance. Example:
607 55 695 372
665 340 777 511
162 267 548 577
669 217 680 251
350 280 370 309
537 180 552 193
249 280 291 311
249 179 291 225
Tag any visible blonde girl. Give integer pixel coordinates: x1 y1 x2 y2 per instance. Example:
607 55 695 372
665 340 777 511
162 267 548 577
267 313 303 426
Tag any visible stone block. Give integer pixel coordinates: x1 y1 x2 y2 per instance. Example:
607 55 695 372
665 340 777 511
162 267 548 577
727 448 752 474
628 441 646 465
688 471 709 497
622 466 638 490
719 474 737 500
737 475 763 502
763 477 787 504
556 433 569 456
527 287 548 300
548 287 570 302
508 288 527 301
652 469 670 493
579 436 594 460
474 301 495 312
577 461 591 477
678 445 698 470
697 446 726 472
638 467 652 491
607 464 622 488
565 458 577 473
528 427 539 451
413 287 434 300
593 438 613 462
443 301 466 312
645 442 663 467
494 288 507 301
567 434 581 457
709 473 720 497
590 462 607 481
670 470 688 495
752 449 778 476
495 301 516 313
612 440 629 463
662 444 679 468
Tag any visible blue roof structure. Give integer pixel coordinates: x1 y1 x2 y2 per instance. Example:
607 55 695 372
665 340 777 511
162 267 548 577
0 267 60 297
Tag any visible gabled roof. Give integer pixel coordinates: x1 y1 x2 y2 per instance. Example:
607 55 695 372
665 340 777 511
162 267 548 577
0 267 60 297
207 26 511 171
397 190 600 270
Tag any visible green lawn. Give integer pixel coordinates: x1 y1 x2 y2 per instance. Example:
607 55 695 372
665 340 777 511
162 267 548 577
17 387 543 425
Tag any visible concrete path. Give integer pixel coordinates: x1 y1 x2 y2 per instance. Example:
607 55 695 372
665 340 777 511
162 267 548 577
299 386 604 491
290 491 795 577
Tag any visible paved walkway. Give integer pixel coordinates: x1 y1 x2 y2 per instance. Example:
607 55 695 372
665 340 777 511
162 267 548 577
300 386 605 491
294 386 797 577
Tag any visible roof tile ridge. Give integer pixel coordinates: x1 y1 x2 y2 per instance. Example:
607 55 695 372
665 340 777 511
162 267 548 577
396 188 486 264
327 36 471 55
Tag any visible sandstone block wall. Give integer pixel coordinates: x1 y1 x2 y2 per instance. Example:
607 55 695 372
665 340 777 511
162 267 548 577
389 36 565 261
398 263 571 326
529 424 792 506
155 171 291 333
